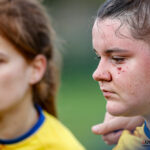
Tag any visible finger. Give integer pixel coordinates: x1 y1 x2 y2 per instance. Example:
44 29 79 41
91 118 126 135
102 130 123 145
125 116 144 130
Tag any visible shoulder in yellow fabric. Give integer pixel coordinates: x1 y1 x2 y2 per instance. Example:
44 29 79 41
0 110 85 150
113 124 150 150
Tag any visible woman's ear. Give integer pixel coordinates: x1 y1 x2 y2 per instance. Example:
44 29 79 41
29 55 47 84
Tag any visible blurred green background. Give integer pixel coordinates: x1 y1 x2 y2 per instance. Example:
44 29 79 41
44 0 114 149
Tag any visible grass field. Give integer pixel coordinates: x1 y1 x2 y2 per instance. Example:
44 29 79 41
57 72 114 150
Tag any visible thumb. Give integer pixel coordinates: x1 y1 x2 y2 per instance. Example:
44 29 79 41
91 118 125 135
92 123 106 135
92 122 111 135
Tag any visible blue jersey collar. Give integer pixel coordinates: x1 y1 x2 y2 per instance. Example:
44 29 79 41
0 105 45 144
144 121 150 139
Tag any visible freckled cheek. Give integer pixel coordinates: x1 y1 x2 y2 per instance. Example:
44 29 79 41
115 75 140 96
116 66 128 75
113 66 134 91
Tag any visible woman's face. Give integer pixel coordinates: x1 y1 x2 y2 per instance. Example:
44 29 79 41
0 36 34 112
92 19 150 117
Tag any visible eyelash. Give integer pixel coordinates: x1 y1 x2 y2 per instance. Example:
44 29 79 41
94 52 126 65
0 59 6 64
111 56 126 63
95 55 101 60
94 55 125 64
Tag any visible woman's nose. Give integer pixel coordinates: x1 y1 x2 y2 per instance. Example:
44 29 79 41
92 61 112 82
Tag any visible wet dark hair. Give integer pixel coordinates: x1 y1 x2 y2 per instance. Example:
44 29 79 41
0 0 59 116
97 0 150 42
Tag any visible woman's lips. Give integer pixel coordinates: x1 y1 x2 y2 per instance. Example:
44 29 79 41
101 89 115 98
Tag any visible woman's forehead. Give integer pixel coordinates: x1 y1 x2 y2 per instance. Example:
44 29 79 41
92 18 150 56
93 19 132 38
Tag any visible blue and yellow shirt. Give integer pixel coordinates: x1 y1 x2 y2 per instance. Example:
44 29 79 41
113 122 150 150
0 106 85 150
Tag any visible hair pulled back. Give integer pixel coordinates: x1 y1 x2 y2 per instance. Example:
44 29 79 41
97 0 150 42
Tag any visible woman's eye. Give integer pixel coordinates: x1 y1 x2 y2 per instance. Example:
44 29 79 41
0 59 7 64
111 56 125 63
94 53 101 60
95 55 101 60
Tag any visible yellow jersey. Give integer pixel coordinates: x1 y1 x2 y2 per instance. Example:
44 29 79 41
113 122 150 150
0 106 85 150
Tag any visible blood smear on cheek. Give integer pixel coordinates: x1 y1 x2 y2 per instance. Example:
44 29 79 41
117 67 122 71
117 67 121 74
117 67 126 73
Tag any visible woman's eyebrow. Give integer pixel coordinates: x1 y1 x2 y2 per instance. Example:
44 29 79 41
93 48 130 54
105 48 130 54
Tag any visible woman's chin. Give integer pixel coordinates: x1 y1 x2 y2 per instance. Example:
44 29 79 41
106 101 128 116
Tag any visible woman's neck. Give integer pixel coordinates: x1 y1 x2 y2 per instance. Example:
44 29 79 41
0 96 38 140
